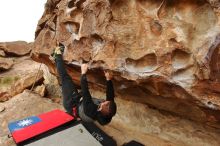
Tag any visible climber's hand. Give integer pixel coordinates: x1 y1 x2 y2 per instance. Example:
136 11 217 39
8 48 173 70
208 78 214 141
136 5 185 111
81 63 88 74
104 70 113 80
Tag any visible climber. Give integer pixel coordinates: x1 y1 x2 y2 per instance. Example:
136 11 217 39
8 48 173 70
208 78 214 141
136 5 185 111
53 43 117 125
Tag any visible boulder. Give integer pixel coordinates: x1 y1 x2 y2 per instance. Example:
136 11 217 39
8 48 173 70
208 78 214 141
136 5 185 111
0 56 43 103
0 41 31 56
32 0 220 128
0 57 13 71
10 70 44 96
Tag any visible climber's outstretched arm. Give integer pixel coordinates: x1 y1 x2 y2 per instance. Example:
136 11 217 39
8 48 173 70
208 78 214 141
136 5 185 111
104 71 115 101
80 64 97 118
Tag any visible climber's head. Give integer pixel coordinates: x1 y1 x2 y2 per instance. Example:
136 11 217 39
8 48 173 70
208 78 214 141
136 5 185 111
99 100 117 117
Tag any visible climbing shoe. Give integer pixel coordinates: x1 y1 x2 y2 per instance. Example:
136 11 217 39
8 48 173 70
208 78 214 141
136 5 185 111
58 42 65 53
51 43 65 60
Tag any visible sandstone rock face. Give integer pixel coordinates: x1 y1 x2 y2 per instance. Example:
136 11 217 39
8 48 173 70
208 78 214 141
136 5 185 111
43 66 62 98
92 89 220 146
10 70 44 97
0 56 43 102
0 57 13 71
32 0 220 127
0 41 31 56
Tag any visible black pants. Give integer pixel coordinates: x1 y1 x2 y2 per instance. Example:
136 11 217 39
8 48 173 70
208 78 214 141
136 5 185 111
55 55 80 115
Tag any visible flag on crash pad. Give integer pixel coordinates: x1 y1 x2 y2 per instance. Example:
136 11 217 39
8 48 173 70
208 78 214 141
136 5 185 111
8 109 74 143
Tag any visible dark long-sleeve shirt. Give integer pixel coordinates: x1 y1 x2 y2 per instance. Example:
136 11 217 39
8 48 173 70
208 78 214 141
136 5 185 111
80 74 115 125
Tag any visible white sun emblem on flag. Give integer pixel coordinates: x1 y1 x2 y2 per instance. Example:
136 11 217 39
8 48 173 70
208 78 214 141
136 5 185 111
17 119 33 127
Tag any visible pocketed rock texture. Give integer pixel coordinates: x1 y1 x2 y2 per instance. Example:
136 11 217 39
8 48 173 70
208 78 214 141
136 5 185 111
32 0 220 129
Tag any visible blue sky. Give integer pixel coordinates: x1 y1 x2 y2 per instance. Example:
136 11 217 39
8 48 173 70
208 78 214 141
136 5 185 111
0 0 46 42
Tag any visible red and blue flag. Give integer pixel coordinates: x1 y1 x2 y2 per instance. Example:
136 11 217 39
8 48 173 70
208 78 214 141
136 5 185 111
8 109 74 143
9 116 42 132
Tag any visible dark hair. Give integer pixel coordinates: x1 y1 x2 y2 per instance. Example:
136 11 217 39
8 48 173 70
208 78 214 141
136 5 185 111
108 101 117 117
